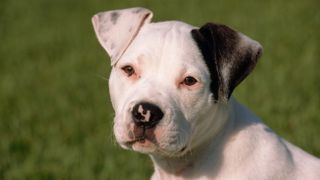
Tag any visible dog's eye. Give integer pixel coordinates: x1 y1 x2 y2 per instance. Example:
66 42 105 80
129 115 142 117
121 65 135 77
182 76 198 86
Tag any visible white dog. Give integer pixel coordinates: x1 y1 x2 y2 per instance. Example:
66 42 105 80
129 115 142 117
92 7 320 180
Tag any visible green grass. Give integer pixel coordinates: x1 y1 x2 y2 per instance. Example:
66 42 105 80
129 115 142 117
0 0 319 179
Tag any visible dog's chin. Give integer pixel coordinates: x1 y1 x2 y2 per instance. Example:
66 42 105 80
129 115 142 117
115 122 191 157
119 139 156 153
119 139 189 157
130 139 158 154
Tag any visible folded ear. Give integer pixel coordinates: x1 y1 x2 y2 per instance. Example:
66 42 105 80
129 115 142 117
191 23 263 103
92 7 153 65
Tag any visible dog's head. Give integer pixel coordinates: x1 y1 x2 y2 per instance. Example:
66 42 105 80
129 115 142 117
92 7 262 157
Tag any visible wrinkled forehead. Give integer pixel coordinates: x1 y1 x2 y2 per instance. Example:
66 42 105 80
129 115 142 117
119 21 203 67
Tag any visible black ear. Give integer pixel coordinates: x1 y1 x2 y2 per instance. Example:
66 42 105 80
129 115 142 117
191 23 263 103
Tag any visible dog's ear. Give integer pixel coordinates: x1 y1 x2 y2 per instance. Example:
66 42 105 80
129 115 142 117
191 23 262 103
92 7 153 65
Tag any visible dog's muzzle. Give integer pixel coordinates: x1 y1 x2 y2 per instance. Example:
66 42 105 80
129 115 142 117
131 102 164 129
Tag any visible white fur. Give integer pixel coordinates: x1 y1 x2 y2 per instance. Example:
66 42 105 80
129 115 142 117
92 7 320 180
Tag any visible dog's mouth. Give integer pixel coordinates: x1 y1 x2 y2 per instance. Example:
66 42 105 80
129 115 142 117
124 136 159 154
125 135 147 145
123 125 158 150
121 125 190 156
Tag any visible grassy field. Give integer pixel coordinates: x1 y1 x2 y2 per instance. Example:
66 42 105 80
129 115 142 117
0 0 319 179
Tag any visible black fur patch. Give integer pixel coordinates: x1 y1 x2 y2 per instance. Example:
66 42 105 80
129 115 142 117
191 23 261 101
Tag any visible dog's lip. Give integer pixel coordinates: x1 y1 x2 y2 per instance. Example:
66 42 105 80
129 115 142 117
125 136 148 145
123 136 188 157
125 124 158 145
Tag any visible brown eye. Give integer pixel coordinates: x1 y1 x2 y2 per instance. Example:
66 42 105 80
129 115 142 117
183 76 198 86
121 65 135 77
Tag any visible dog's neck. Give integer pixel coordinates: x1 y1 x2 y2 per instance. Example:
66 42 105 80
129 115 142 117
150 98 237 179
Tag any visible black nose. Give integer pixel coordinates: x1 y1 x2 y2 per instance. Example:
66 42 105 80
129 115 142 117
132 102 164 128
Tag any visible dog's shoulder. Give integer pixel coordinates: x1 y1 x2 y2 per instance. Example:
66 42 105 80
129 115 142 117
225 99 320 179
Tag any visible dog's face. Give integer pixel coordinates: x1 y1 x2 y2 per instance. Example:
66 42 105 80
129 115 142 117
92 7 262 157
108 21 215 156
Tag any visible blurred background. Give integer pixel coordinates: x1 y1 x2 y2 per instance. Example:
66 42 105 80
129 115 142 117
0 0 319 179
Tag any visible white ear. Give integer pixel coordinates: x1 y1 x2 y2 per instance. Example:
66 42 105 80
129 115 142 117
92 7 153 65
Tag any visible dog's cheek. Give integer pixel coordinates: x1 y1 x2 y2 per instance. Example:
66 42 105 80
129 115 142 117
156 111 191 154
108 70 121 111
113 117 125 142
113 115 133 144
180 88 211 122
108 69 134 113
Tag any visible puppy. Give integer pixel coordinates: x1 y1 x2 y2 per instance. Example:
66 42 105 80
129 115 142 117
92 7 320 180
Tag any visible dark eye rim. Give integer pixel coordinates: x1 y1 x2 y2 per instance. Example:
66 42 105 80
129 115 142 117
121 65 135 77
182 76 198 86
